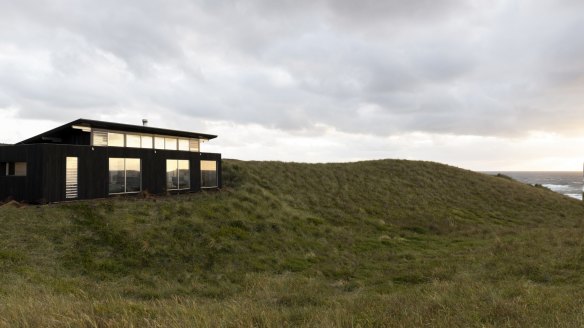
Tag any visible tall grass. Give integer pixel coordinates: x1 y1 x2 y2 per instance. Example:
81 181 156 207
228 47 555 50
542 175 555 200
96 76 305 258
0 159 583 326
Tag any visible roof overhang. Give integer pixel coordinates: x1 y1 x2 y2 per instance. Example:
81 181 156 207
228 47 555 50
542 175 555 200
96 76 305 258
16 118 218 144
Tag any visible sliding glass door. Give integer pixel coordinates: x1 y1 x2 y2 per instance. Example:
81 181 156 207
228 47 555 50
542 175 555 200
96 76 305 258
166 159 190 190
109 158 141 194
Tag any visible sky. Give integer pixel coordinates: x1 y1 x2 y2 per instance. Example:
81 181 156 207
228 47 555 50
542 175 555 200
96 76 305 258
1 0 584 171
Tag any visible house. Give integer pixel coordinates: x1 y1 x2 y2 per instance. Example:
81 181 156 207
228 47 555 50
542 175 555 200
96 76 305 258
0 119 221 203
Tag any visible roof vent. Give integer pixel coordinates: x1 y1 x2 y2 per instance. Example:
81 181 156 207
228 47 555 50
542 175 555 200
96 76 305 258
142 119 148 127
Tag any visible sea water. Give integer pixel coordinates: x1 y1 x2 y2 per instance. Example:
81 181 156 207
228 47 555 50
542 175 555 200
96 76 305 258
482 172 583 200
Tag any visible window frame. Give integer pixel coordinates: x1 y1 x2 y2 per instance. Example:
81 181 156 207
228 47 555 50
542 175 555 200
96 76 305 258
166 159 190 191
108 157 142 195
1 162 27 177
107 132 125 147
200 160 218 188
93 129 200 152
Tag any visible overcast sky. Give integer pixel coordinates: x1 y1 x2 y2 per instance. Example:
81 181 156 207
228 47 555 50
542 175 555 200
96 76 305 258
1 0 584 170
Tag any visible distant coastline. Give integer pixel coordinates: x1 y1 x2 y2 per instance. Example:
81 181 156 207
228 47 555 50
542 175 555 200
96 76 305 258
483 171 582 200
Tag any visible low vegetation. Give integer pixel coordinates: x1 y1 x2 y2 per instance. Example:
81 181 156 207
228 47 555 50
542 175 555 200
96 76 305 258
1 159 584 327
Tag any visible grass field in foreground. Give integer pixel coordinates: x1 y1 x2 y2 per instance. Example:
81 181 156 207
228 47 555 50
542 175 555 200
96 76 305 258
1 159 584 327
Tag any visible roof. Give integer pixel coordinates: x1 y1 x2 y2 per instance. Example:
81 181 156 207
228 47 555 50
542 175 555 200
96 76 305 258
17 118 217 145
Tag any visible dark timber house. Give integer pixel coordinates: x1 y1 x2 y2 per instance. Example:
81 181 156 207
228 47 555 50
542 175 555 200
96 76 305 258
0 119 221 203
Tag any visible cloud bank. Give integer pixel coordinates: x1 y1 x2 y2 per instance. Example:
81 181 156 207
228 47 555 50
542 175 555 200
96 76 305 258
1 0 584 169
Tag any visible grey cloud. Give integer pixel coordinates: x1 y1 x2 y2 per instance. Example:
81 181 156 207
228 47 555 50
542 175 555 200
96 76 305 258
0 0 583 137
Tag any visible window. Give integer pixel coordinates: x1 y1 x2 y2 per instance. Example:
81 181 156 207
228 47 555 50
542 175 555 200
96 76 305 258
166 159 177 190
189 139 199 152
92 130 108 146
108 132 124 147
141 135 153 149
92 130 195 152
201 160 217 188
109 158 125 194
179 160 190 189
1 162 27 177
14 162 26 176
65 157 78 199
165 138 177 150
154 136 165 149
109 158 141 194
166 159 190 190
178 139 189 151
125 159 141 192
126 134 141 148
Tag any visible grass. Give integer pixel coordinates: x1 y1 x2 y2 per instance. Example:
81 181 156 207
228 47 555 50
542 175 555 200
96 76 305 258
1 159 584 327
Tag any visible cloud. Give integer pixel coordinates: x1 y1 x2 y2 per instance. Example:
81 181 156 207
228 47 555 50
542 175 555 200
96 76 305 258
1 0 584 143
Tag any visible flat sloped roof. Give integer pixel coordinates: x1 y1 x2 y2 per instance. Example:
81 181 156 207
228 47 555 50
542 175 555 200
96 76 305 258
17 118 217 144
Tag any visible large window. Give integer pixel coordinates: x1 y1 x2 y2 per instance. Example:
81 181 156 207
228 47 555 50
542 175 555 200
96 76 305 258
166 159 190 190
201 160 217 188
109 158 141 194
1 162 27 177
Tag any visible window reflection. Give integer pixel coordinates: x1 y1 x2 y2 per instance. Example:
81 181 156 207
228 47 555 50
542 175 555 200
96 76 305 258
109 158 141 194
125 159 141 192
178 160 190 189
167 159 190 190
201 160 217 188
109 158 126 194
166 159 178 190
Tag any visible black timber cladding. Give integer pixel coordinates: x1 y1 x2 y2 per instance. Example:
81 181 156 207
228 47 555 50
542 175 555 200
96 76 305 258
1 118 222 203
0 144 44 202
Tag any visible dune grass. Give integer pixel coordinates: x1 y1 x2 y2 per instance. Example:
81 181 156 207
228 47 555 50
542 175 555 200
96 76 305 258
1 159 584 327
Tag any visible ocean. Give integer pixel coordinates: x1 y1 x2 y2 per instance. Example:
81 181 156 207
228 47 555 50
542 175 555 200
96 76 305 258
482 171 583 200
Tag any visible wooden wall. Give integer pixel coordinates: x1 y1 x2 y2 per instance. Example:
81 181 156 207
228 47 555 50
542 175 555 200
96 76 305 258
0 144 44 202
0 144 222 203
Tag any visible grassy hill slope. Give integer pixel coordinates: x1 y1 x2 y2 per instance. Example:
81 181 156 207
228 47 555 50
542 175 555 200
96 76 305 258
1 159 584 327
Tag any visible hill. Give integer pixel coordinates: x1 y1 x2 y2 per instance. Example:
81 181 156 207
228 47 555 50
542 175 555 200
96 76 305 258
1 159 584 327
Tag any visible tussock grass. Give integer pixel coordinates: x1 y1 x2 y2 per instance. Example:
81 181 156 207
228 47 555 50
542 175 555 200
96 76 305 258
0 159 583 326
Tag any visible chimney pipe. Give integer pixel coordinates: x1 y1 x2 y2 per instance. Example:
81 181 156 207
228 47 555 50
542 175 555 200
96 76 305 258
142 119 148 127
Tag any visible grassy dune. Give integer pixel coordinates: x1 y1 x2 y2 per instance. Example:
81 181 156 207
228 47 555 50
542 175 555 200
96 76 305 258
1 159 584 327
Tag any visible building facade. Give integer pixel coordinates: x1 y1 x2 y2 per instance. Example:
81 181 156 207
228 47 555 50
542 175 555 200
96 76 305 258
0 119 221 203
